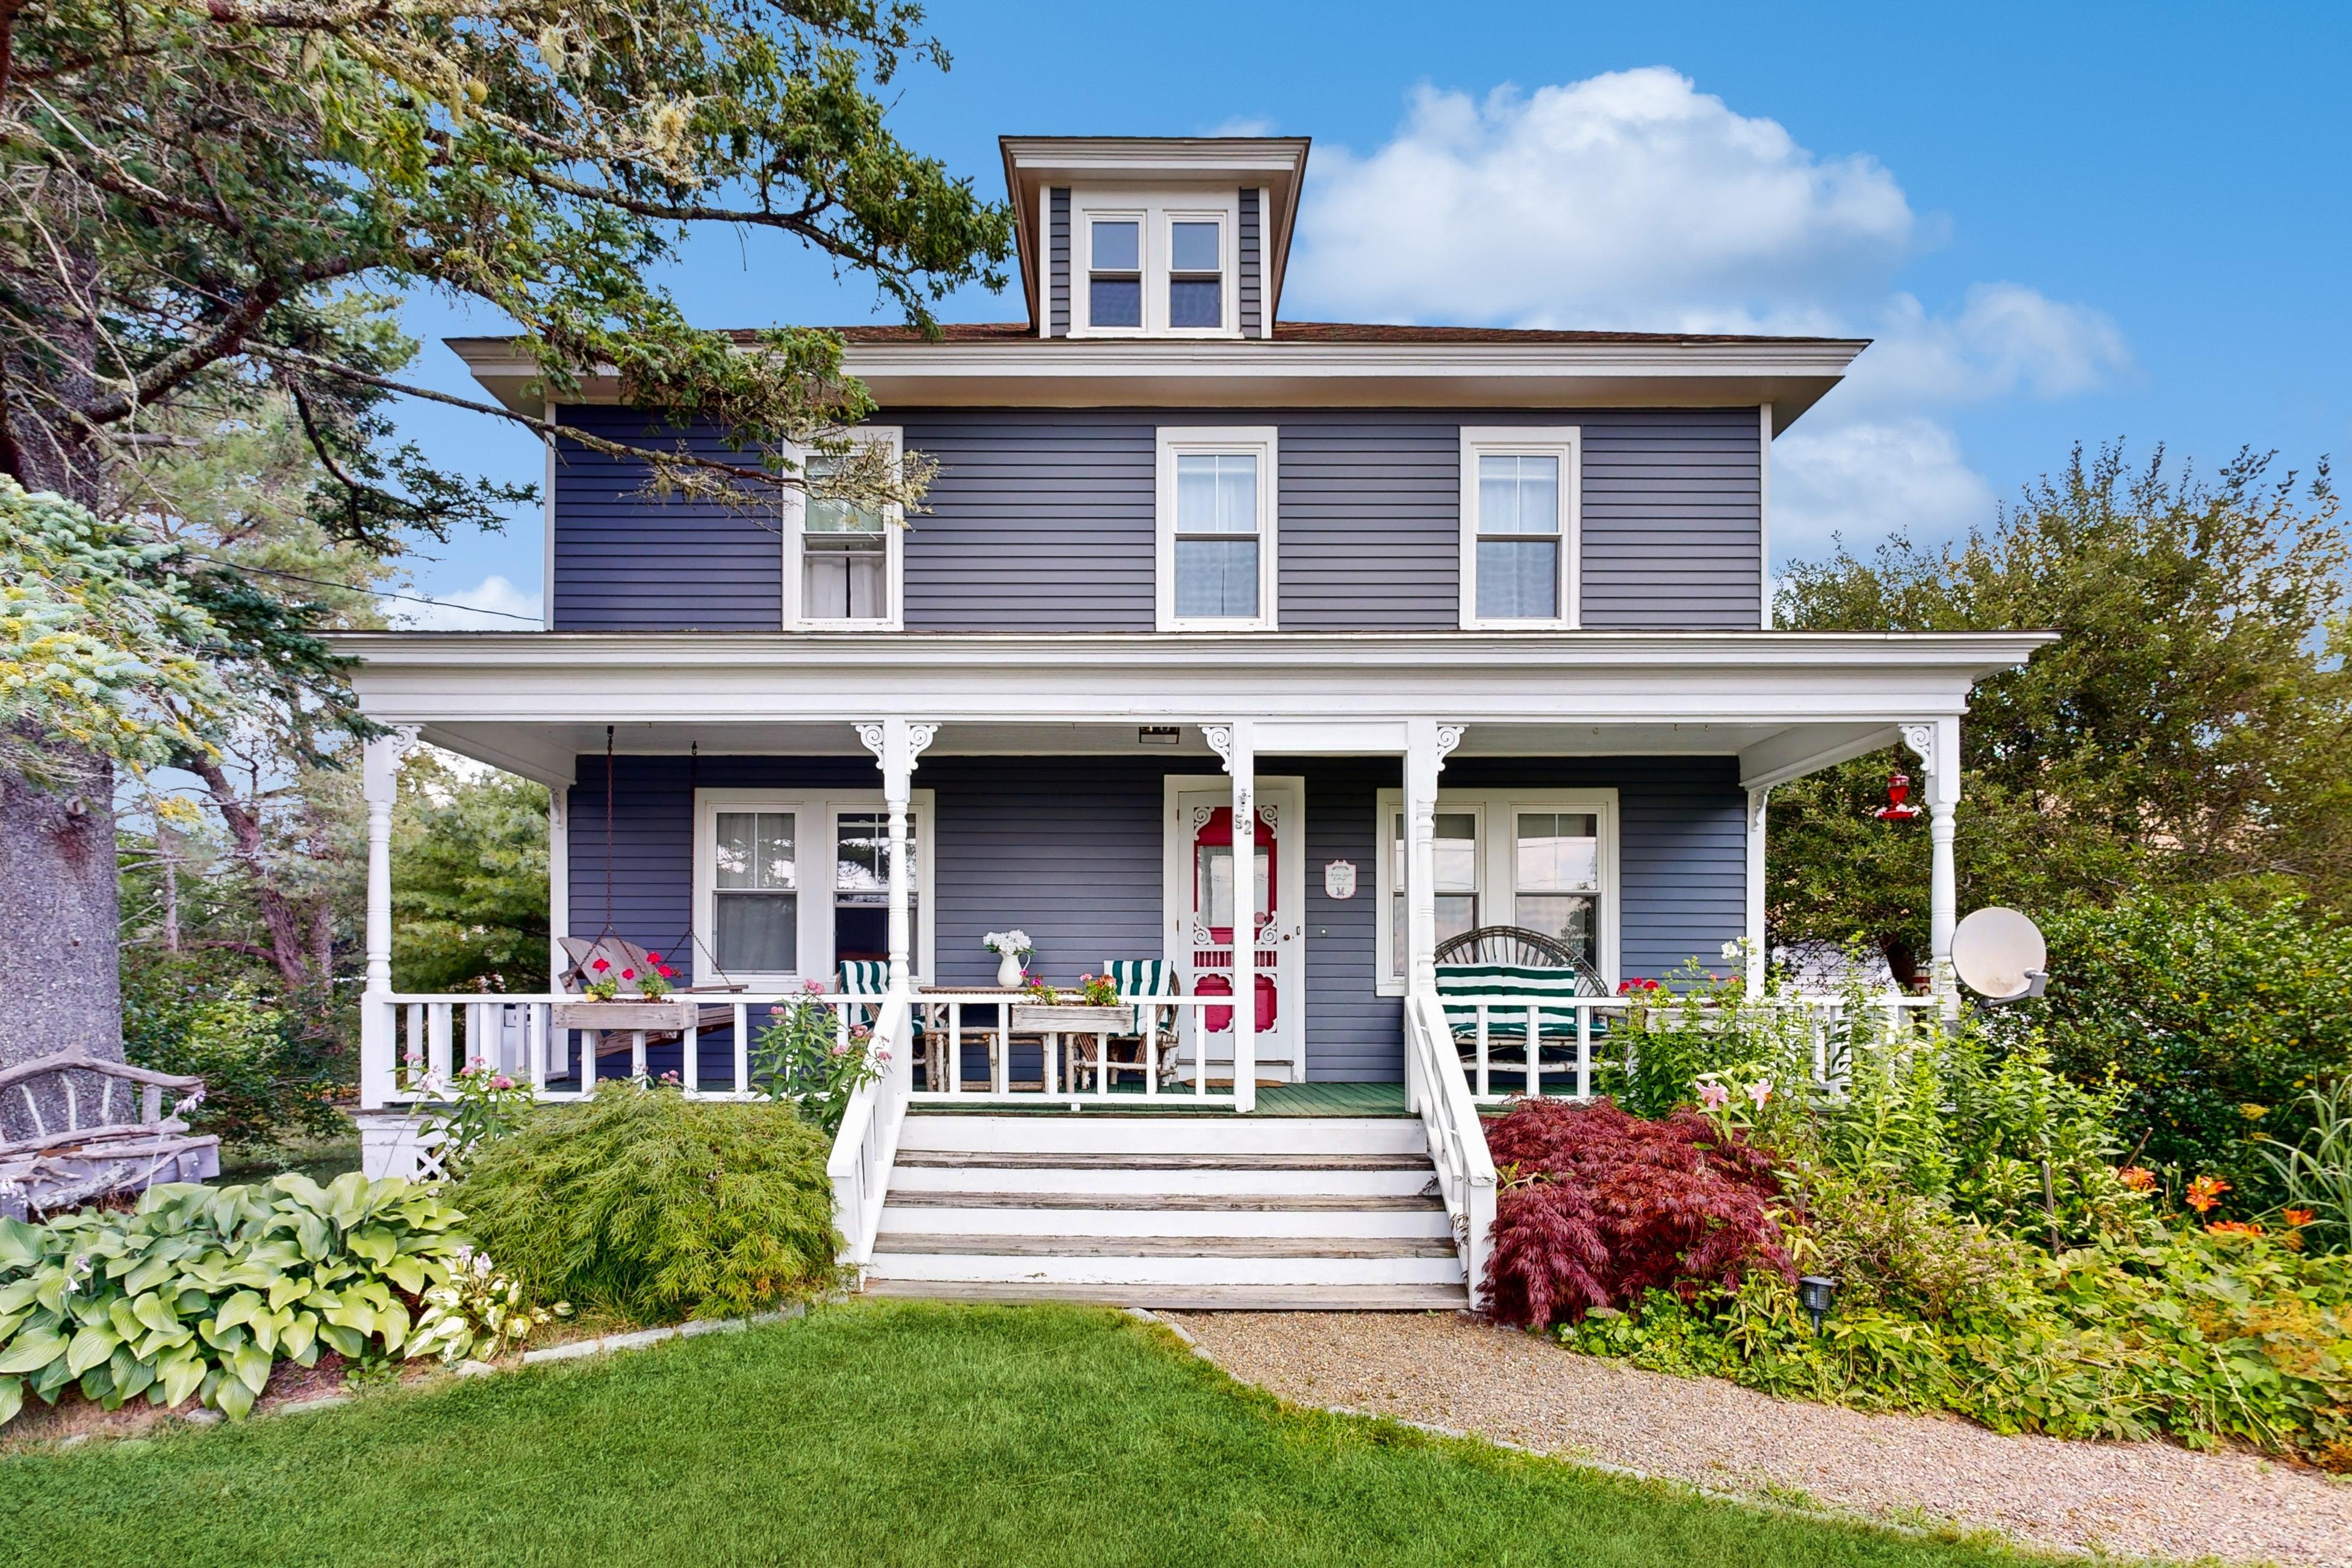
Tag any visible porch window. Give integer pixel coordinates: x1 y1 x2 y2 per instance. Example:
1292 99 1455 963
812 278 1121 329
1377 788 1617 994
1459 426 1581 629
786 430 903 630
1156 428 1278 631
1389 810 1481 977
695 789 935 983
712 810 796 973
833 812 919 968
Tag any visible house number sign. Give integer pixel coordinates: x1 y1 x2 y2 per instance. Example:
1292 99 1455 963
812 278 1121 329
1323 860 1358 900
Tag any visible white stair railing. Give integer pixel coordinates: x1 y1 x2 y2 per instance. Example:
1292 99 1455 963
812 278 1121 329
1404 988 1498 1309
826 993 913 1271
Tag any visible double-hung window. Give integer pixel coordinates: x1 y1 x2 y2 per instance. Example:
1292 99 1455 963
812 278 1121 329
1156 427 1277 630
695 790 935 986
1087 217 1143 329
1460 427 1581 629
786 429 903 630
1375 789 1617 994
1166 217 1224 329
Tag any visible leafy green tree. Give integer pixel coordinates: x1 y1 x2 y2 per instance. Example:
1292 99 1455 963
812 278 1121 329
2 0 1010 1048
392 748 550 993
1770 443 2352 977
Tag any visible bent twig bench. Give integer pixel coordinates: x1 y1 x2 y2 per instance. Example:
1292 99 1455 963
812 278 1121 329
0 1053 220 1221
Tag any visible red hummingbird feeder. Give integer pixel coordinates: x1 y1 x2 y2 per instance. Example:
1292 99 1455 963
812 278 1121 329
1874 771 1920 822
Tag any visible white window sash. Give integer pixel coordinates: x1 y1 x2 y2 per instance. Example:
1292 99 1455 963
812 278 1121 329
783 427 904 632
691 787 935 987
1069 188 1242 340
1373 786 1618 996
1156 426 1279 632
1458 425 1582 630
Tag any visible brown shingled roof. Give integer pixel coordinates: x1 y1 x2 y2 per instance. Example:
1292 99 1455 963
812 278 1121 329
730 322 1865 349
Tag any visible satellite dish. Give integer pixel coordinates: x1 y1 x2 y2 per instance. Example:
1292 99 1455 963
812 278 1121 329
1950 907 2049 1004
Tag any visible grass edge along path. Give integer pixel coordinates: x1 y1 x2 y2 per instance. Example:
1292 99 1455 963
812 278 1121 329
2 1300 2074 1568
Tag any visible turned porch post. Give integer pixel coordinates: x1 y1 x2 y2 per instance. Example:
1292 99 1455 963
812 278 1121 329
1905 718 1962 1012
859 719 938 997
358 726 417 1110
1744 786 1770 991
1224 721 1257 1113
1403 720 1462 996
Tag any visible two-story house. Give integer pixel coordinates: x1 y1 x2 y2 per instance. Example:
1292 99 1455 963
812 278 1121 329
342 135 2047 1308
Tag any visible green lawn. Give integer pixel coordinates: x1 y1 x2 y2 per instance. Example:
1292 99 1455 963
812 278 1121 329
2 1301 2043 1567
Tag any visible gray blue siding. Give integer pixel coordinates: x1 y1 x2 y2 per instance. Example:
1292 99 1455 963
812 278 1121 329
550 406 780 631
1047 188 1070 338
552 406 1763 633
1239 189 1262 338
563 752 1745 1082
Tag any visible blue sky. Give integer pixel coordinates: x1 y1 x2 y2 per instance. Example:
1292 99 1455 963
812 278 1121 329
389 0 2352 626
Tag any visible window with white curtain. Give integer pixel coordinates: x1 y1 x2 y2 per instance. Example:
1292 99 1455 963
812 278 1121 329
695 790 935 984
1156 427 1277 630
1375 789 1617 994
1459 427 1581 629
787 430 903 630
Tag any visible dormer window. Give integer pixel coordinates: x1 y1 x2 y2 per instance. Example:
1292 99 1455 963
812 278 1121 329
1168 220 1222 328
1071 193 1239 338
1088 218 1142 328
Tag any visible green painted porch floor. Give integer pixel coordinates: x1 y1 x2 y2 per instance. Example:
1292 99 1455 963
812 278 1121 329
909 1081 1409 1116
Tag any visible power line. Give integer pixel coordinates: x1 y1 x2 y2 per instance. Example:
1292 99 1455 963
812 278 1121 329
187 555 542 624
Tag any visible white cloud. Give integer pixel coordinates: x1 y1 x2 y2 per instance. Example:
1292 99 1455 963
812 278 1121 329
1771 418 1995 555
1285 69 2129 556
388 574 543 629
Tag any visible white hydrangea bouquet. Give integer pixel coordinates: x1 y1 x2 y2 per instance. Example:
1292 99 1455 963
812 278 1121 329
983 929 1033 987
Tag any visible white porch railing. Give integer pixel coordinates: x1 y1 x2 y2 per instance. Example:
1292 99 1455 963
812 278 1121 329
1404 989 1498 1307
904 991 1239 1105
1439 991 1946 1106
827 994 913 1269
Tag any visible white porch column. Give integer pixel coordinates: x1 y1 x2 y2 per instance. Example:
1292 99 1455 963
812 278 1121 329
857 720 938 997
1904 718 1962 1010
1403 720 1463 995
358 726 417 1110
1223 721 1258 1113
1744 786 1770 991
547 787 569 986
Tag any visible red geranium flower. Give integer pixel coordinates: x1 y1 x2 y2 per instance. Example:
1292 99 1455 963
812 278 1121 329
658 965 676 980
621 968 635 981
646 952 664 964
591 958 609 973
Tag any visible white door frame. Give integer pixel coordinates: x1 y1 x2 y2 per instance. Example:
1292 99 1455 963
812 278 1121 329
1163 774 1306 1082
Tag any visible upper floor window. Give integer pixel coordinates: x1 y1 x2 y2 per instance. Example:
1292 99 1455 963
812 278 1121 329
1074 193 1236 338
1088 218 1142 328
1156 427 1277 631
1459 426 1581 630
785 428 903 631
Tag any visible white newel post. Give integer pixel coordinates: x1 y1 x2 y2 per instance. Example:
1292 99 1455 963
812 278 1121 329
1404 720 1463 997
1744 786 1770 991
1225 721 1257 1112
1905 718 1962 1013
358 726 417 1110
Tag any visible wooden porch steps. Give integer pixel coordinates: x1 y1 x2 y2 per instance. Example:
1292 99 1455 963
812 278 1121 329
861 1114 1470 1310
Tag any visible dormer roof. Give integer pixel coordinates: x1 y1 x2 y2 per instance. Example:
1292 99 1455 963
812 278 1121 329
999 135 1311 334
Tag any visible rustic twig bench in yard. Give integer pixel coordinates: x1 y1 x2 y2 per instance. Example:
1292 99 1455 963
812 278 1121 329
0 1053 219 1220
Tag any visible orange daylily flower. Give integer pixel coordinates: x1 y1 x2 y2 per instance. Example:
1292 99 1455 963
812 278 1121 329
2185 1174 2231 1215
2283 1208 2317 1228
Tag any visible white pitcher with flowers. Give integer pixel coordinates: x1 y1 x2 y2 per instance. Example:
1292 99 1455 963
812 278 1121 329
982 929 1033 988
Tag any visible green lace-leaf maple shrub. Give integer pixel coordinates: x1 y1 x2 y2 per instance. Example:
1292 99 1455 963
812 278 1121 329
0 1174 473 1428
453 1084 841 1325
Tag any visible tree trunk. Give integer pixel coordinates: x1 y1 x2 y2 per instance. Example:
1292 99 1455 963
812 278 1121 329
0 753 122 1067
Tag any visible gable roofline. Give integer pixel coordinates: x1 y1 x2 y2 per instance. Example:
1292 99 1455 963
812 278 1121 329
998 135 1312 330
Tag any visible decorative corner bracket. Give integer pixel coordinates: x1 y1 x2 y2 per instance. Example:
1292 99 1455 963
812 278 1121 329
1899 722 1937 776
1434 724 1466 771
1202 724 1234 771
854 722 886 760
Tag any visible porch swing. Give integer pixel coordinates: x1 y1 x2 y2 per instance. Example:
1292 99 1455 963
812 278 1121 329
553 730 747 1079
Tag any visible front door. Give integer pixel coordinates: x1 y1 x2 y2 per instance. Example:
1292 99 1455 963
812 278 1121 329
1166 779 1305 1081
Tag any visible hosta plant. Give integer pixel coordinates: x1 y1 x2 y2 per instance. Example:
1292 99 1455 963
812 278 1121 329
408 1247 568 1364
0 1173 476 1426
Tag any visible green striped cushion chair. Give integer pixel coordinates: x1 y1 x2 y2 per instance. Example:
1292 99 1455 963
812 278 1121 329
1104 959 1180 1084
836 961 924 1041
1436 963 1587 1048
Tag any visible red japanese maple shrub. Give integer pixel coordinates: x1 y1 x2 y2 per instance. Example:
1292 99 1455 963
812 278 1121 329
1482 1097 1796 1328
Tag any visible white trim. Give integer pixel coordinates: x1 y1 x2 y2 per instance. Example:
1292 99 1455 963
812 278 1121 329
1758 402 1773 630
1036 184 1053 340
541 398 557 630
690 786 935 988
1071 188 1243 341
782 426 904 632
1156 426 1280 632
1374 786 1619 995
1459 426 1581 630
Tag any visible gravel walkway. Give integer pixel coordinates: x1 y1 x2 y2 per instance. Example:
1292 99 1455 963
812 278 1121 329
1162 1310 2352 1567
